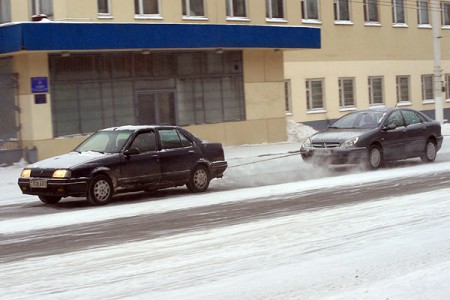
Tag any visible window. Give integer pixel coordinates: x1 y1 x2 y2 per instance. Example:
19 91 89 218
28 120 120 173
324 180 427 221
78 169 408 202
334 0 350 22
446 74 450 99
98 0 111 16
386 110 405 127
159 129 192 149
49 51 245 137
368 76 384 105
135 0 159 16
339 78 355 108
396 75 410 103
226 0 247 18
266 0 285 19
301 0 320 21
421 74 434 101
364 0 379 23
130 132 157 152
31 0 53 19
305 79 324 110
284 80 292 113
401 110 424 126
392 0 406 24
442 1 450 26
182 0 205 17
417 0 430 25
0 0 11 23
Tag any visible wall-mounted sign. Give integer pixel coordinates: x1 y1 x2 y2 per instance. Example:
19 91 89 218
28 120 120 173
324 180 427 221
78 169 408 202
34 94 47 104
31 77 48 93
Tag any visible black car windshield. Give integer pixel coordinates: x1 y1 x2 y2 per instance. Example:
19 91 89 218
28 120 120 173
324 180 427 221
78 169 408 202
74 130 133 153
330 111 386 129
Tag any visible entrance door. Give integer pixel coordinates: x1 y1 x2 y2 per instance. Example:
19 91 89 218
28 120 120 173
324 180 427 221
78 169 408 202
136 92 176 125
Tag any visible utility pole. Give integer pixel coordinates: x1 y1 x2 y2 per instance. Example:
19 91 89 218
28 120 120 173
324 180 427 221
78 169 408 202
432 0 444 123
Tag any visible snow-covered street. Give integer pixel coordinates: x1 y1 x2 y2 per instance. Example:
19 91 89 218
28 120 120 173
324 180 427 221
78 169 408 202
1 124 450 299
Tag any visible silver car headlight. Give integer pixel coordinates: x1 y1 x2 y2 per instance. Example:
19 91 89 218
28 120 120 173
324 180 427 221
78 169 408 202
341 137 359 148
302 137 312 148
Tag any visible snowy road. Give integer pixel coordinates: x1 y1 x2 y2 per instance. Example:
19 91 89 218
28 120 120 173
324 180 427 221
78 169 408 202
1 134 450 299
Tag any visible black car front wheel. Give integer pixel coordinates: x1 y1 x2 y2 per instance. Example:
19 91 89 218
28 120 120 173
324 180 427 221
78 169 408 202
366 145 383 169
87 174 113 205
421 139 437 163
38 195 62 205
187 165 210 193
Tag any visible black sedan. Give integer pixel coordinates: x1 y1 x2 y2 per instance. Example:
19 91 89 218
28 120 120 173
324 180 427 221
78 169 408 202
18 125 228 205
300 108 443 169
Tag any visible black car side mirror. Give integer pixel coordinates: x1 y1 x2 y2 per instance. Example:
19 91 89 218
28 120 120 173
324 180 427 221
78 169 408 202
124 148 140 156
383 123 397 131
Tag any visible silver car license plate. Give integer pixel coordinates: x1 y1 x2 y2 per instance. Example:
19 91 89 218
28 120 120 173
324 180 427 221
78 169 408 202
314 149 332 156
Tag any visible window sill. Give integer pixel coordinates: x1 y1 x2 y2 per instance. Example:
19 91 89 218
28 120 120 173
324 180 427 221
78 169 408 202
365 22 381 27
422 99 435 104
369 104 385 108
97 15 113 19
334 20 353 25
266 18 288 23
339 107 356 112
307 109 326 114
418 24 432 29
442 25 450 30
302 19 322 25
226 17 250 22
135 15 163 20
182 16 208 21
285 112 293 116
393 23 408 28
397 101 412 107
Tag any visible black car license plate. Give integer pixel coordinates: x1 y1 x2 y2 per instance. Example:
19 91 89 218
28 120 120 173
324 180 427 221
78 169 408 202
30 179 48 188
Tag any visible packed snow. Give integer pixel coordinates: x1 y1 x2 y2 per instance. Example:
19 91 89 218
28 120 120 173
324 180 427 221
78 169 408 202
1 123 450 299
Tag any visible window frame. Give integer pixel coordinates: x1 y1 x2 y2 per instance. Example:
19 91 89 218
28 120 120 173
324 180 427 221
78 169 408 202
301 0 320 22
417 0 430 26
97 0 112 17
30 0 53 19
445 74 450 100
182 0 206 19
392 0 406 25
338 77 356 108
284 79 292 114
442 1 450 26
0 0 11 24
364 0 379 24
396 75 411 104
421 74 434 102
226 0 248 19
368 76 384 106
334 0 351 23
134 0 161 18
305 78 325 111
266 0 286 21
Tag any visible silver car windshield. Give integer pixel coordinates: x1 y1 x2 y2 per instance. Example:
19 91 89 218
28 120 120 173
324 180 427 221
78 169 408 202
74 130 133 153
330 111 386 129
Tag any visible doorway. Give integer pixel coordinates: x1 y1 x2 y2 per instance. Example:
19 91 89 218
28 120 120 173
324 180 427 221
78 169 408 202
136 91 176 125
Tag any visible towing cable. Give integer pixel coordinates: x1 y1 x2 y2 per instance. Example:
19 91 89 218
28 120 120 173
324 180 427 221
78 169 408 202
227 150 301 168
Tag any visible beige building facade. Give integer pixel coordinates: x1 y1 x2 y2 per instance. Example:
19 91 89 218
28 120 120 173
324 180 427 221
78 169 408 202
284 0 450 128
0 0 319 160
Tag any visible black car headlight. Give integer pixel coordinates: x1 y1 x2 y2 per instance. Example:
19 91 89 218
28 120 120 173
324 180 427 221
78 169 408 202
341 137 359 148
20 168 32 178
52 169 72 178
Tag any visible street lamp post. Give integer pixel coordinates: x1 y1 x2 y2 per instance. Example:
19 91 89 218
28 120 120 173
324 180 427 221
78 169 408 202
432 0 445 123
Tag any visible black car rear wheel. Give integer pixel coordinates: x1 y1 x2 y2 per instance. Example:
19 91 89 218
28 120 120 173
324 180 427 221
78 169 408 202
187 165 210 193
38 195 62 205
421 139 437 163
87 174 113 205
366 145 383 169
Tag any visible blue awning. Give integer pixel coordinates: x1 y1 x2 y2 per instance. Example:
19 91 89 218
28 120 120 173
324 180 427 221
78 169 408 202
0 22 320 54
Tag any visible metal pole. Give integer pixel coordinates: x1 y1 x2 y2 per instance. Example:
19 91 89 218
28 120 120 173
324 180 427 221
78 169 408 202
432 0 444 123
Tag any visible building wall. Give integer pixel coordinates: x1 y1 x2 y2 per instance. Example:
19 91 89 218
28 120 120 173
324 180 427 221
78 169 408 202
285 0 450 126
